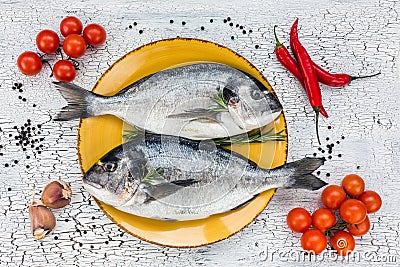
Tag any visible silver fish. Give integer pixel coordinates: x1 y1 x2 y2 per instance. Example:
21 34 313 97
54 63 282 140
83 134 326 221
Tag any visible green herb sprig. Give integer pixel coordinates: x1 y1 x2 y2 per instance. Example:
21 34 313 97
213 128 286 146
208 90 228 113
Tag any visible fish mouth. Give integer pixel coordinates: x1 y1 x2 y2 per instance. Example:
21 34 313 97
82 177 103 190
223 87 259 129
82 177 131 207
82 164 105 190
231 101 259 128
82 178 103 200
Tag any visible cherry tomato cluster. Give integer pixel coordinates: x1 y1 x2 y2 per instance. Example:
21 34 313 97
287 174 382 256
17 16 106 82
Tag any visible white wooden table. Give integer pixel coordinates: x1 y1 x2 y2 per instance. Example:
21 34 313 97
0 0 399 266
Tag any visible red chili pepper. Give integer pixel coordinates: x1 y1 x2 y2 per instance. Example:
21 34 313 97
274 25 328 120
273 25 303 84
313 63 380 87
290 19 327 144
275 25 380 88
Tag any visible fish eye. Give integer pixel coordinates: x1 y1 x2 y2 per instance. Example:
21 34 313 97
102 162 118 172
251 89 263 100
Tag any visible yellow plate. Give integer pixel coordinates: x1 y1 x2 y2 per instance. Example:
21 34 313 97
78 38 288 247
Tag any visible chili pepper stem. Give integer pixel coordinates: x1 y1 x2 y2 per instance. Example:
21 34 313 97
273 25 283 49
314 106 321 145
350 72 381 81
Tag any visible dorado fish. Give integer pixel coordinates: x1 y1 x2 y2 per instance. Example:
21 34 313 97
54 63 283 140
83 134 326 221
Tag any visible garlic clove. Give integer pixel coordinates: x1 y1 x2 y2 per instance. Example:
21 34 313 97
41 180 72 209
29 200 56 240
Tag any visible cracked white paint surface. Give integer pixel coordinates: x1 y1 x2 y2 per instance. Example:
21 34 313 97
0 0 399 266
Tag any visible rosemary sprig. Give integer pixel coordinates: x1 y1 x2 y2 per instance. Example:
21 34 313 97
212 128 286 146
208 90 228 113
141 167 165 188
123 127 286 145
122 129 143 141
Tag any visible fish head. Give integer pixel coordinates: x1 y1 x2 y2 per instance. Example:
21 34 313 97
83 145 141 207
223 76 283 130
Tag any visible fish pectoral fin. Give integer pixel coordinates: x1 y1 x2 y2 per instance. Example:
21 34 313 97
170 178 198 187
142 179 198 203
143 183 180 202
167 108 209 119
167 108 220 123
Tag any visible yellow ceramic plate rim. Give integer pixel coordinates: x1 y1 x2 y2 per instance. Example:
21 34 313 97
93 189 277 248
77 38 288 247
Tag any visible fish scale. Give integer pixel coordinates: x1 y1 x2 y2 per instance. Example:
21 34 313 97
83 135 327 221
55 63 283 140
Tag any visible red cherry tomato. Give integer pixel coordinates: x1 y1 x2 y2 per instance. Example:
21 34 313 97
301 229 327 254
83 23 106 46
62 34 87 58
53 60 76 82
348 216 370 236
342 174 365 196
359 190 382 213
330 231 355 256
321 185 347 210
340 199 367 224
36 29 60 54
17 51 42 76
312 208 336 232
286 208 312 233
60 16 83 37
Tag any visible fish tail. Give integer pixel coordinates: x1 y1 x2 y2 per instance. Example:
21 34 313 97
54 82 98 121
285 157 327 190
